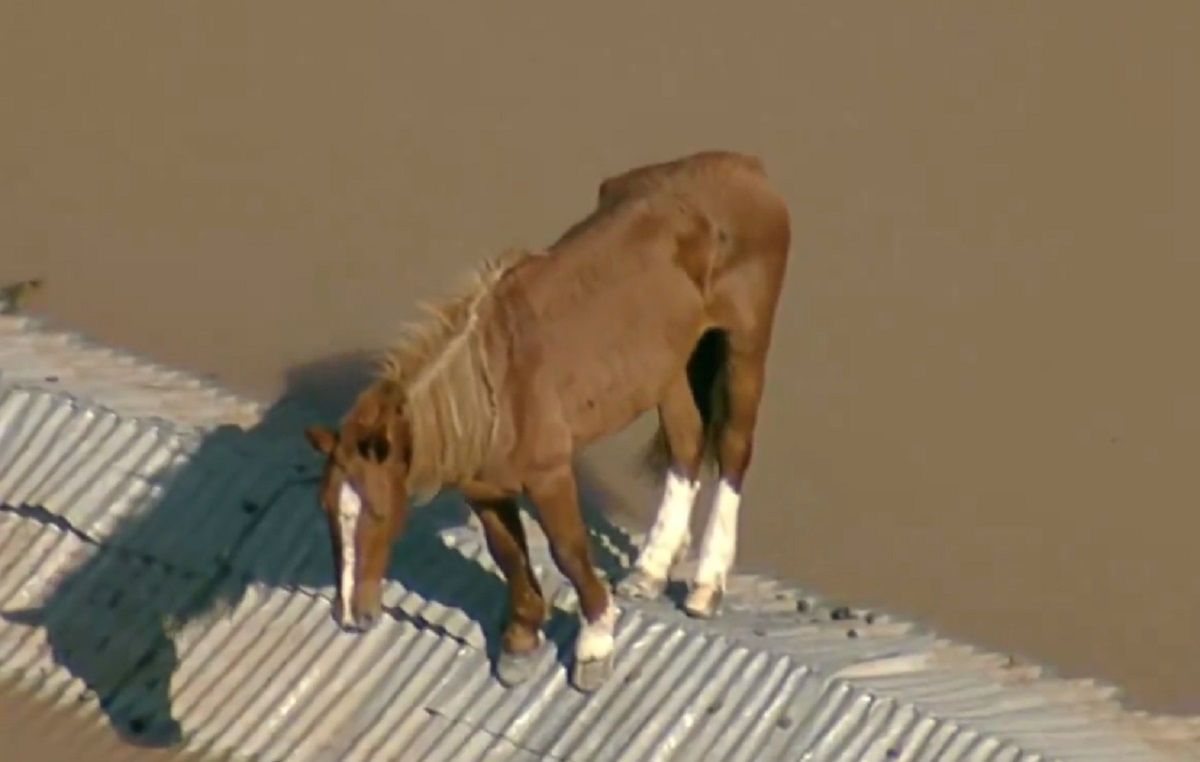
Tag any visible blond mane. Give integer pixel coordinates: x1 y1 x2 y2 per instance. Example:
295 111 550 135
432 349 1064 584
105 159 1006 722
377 247 531 497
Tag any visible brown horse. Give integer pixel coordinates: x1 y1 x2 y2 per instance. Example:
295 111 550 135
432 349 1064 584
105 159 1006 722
303 149 791 693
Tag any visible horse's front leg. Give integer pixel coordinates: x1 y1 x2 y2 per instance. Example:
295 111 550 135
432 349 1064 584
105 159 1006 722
468 496 548 687
524 464 618 693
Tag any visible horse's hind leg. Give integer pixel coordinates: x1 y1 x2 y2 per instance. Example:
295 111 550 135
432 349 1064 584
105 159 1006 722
525 463 618 693
616 374 705 601
469 496 548 687
684 340 768 619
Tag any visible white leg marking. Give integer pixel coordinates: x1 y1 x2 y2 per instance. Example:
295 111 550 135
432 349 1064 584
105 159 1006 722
337 482 364 624
694 478 741 588
637 471 700 578
576 597 619 661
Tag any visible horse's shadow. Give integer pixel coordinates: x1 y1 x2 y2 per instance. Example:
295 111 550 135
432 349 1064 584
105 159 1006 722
0 350 640 749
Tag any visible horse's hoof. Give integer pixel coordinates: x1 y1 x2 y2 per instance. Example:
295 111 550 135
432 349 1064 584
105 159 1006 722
571 652 615 694
683 583 724 619
494 646 543 687
615 568 667 601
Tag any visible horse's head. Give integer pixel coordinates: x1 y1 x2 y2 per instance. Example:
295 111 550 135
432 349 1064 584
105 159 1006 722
304 379 411 633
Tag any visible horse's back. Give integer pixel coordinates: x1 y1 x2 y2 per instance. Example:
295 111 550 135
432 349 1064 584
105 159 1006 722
603 151 792 339
531 148 790 337
601 150 788 255
596 150 767 208
492 151 790 452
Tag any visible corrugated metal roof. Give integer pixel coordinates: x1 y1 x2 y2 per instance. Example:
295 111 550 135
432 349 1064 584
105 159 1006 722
1 312 1198 762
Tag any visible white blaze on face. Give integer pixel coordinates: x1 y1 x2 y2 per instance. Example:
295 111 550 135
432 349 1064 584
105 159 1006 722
337 482 364 624
638 471 700 579
694 478 741 588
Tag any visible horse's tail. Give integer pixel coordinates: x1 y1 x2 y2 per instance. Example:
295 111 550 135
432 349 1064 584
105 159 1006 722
640 328 731 481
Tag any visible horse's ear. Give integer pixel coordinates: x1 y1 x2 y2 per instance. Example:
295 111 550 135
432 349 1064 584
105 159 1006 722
304 425 338 457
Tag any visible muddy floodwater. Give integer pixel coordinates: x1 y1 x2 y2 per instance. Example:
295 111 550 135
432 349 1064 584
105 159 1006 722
2 2 1197 757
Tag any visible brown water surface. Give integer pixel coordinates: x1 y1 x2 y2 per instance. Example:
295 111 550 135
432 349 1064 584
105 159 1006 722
1 3 1197 756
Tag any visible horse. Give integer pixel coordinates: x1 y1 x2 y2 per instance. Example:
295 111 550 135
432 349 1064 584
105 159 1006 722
303 149 792 693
